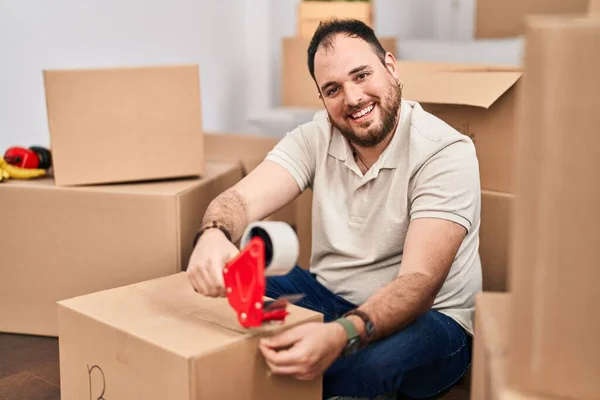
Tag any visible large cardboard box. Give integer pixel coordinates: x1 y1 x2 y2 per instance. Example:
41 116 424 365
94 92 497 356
591 0 600 14
297 1 373 38
401 64 522 193
480 190 513 292
471 293 510 400
475 0 589 38
58 272 322 399
507 16 600 400
205 132 314 269
281 36 397 108
0 161 242 336
44 64 204 186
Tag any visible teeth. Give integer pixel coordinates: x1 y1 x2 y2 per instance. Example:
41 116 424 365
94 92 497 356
352 104 374 119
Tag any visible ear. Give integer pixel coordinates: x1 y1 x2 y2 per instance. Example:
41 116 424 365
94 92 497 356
383 51 398 80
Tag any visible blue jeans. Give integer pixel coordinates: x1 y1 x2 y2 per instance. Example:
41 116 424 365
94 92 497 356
266 266 472 399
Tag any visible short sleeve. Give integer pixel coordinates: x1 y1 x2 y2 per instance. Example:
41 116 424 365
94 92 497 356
265 124 317 192
409 141 480 232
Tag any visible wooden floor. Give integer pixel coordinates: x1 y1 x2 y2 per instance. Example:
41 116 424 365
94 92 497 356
0 333 470 400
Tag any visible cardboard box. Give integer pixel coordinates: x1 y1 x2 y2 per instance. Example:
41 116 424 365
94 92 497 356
591 0 600 14
297 1 372 38
205 133 314 269
0 161 242 336
281 36 397 108
480 190 513 292
470 293 510 400
475 0 589 38
507 16 600 400
58 272 322 400
401 64 522 192
44 64 204 186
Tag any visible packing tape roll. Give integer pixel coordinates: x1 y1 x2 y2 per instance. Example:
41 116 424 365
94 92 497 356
240 221 299 276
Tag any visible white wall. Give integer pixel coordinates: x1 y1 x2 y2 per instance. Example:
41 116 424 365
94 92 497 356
0 0 251 153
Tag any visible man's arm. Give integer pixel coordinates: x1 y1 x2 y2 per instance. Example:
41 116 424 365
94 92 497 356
200 160 301 243
346 217 466 342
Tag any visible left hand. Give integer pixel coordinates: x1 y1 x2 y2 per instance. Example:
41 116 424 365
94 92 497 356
258 322 347 380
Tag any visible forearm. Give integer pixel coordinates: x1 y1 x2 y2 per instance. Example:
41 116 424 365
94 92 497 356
349 271 442 342
201 188 249 243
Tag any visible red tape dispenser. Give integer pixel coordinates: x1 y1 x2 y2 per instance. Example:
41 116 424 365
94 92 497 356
223 221 302 328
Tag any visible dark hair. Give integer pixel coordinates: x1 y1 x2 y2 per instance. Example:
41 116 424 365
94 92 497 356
307 19 387 84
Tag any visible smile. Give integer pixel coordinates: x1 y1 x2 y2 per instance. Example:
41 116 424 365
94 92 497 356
350 104 375 120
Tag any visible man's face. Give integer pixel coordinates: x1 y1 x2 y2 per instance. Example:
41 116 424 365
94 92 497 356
314 34 401 148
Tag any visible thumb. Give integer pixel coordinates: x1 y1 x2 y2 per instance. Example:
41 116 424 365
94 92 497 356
261 328 301 350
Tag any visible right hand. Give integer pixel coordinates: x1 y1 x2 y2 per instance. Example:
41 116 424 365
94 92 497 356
186 228 240 297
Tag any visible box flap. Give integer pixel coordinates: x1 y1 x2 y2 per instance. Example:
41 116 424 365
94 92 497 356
205 132 280 175
1 161 239 196
58 273 322 358
402 70 522 109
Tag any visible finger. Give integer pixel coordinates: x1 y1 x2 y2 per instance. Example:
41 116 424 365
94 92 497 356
259 343 304 366
187 268 208 295
198 262 219 297
267 362 303 376
196 267 216 296
294 373 317 381
260 329 302 350
210 258 226 297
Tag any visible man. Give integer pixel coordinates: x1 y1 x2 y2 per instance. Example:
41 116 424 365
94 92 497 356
187 19 481 400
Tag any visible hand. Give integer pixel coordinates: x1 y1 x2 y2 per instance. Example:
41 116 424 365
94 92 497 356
186 228 239 297
258 322 347 380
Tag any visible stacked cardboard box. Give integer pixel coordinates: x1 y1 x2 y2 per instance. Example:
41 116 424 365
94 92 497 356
297 1 373 38
475 0 590 39
0 65 246 336
0 63 322 397
471 10 600 400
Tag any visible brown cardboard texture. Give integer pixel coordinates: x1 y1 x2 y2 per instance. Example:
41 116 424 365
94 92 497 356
591 0 600 14
57 272 322 400
475 0 589 38
470 294 566 400
44 64 204 186
205 132 314 269
298 1 372 38
480 190 513 292
282 36 397 108
470 293 509 400
401 64 522 193
0 161 242 336
508 16 600 400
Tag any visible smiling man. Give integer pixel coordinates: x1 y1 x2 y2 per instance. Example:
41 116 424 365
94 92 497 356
187 19 481 400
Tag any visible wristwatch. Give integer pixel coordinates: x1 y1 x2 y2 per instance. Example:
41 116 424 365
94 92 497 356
343 309 376 343
334 317 362 357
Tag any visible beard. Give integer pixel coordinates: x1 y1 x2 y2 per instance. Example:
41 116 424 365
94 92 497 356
329 79 402 148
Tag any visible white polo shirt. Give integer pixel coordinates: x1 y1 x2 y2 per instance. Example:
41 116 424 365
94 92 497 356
265 100 482 334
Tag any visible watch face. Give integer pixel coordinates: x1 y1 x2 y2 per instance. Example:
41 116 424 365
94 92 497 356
344 336 361 357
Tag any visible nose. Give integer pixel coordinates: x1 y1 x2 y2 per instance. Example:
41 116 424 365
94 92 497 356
343 83 364 108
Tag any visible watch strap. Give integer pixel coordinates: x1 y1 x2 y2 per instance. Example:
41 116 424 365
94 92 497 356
343 309 376 342
334 317 360 342
193 221 232 247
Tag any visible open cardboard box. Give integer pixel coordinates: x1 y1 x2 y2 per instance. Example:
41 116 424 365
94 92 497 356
0 161 242 336
58 272 323 399
400 62 522 193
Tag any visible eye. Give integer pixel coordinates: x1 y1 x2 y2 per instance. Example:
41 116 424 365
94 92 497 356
356 72 369 81
326 87 339 97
